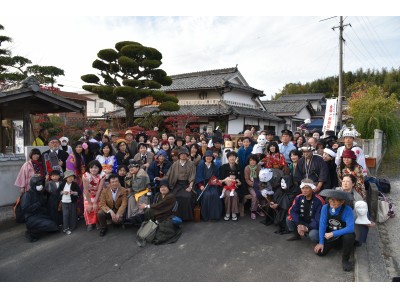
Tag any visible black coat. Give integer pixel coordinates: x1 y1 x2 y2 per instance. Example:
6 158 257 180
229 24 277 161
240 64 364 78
57 181 82 203
42 149 69 173
20 177 58 232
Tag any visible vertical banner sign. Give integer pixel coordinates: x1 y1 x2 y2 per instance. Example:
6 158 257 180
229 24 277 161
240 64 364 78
322 98 337 133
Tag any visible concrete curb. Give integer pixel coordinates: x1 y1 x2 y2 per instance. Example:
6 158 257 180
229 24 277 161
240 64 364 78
354 226 389 282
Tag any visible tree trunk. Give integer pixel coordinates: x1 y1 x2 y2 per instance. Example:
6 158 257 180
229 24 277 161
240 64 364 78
125 105 135 128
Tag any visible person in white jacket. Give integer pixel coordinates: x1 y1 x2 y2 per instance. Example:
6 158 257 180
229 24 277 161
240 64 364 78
335 128 367 176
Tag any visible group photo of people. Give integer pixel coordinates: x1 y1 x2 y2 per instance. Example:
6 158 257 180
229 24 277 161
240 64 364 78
15 124 374 272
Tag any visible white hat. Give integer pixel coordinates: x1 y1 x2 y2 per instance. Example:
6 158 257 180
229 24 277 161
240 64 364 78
342 128 358 138
300 179 316 190
323 148 337 158
59 136 69 142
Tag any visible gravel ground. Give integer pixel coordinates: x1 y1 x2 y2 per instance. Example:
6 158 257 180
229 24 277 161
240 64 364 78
377 161 400 281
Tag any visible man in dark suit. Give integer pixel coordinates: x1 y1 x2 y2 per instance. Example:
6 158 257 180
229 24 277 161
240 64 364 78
97 174 127 236
42 136 69 177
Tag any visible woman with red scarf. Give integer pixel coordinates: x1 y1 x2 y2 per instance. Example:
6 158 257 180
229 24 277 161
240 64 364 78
15 148 45 194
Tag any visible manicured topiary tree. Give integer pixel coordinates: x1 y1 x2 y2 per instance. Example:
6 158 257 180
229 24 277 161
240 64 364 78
81 41 179 127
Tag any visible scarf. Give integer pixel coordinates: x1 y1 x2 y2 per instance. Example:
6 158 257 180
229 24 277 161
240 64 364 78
248 165 258 179
31 159 44 176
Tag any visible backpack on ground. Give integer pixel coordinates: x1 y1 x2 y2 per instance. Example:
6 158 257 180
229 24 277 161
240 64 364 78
365 176 391 194
136 219 158 247
13 194 25 223
152 218 182 245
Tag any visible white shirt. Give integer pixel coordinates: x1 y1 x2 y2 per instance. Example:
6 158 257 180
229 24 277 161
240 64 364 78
61 183 72 203
111 188 118 202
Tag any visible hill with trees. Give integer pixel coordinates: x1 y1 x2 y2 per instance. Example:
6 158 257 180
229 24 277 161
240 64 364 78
273 67 400 100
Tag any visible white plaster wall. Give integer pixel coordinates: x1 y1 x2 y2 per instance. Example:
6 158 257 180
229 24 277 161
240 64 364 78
0 160 24 206
297 107 312 120
228 118 245 134
81 93 120 117
224 90 258 107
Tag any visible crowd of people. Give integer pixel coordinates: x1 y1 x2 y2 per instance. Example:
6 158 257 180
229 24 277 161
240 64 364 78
15 125 374 271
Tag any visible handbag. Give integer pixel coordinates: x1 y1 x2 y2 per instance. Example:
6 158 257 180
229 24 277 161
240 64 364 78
193 205 201 223
377 192 395 223
136 219 158 247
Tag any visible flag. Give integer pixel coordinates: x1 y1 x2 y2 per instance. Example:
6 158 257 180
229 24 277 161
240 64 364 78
208 175 222 186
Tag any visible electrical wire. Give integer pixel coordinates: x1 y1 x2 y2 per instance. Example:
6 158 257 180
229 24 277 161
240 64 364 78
361 16 398 68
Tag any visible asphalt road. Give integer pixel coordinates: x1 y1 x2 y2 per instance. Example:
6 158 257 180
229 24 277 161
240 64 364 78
0 211 354 282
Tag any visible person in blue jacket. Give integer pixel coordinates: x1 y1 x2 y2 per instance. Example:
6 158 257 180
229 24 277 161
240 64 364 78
286 178 325 242
314 189 355 272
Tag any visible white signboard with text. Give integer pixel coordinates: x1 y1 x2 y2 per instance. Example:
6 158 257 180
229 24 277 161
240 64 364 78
322 98 338 133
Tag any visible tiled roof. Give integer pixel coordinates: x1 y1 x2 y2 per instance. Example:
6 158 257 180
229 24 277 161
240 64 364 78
105 104 283 122
160 67 263 96
51 90 94 102
262 100 311 114
277 93 325 101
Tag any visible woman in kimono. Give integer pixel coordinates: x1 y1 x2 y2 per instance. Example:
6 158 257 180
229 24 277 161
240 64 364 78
66 141 86 218
82 160 106 231
15 148 45 194
337 149 366 200
195 150 222 221
96 142 117 189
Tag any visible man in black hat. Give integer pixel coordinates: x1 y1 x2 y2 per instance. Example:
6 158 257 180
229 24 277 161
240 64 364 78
314 189 355 272
278 129 296 163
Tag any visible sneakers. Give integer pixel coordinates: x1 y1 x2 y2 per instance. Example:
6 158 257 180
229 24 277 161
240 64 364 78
63 229 72 235
232 213 238 221
220 194 224 199
251 212 256 220
99 228 107 237
87 224 94 231
224 214 230 221
229 191 235 197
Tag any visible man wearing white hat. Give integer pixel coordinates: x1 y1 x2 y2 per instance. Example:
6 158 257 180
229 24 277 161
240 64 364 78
286 178 325 242
335 128 367 176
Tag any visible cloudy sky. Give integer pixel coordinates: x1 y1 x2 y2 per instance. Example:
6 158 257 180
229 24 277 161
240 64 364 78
1 1 399 100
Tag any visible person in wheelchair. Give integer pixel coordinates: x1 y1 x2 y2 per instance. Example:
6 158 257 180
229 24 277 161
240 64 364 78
139 179 177 223
124 160 151 225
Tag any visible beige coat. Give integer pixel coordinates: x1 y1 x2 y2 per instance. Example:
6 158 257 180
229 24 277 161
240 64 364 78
99 186 127 216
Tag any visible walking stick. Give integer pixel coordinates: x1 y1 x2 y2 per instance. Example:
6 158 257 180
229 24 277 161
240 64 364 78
196 182 209 203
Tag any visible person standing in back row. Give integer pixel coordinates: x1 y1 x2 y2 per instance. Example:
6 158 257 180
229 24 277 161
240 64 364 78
278 129 296 163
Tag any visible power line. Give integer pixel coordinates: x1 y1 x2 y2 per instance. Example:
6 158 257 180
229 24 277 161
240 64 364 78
343 32 380 71
346 21 383 69
361 16 398 68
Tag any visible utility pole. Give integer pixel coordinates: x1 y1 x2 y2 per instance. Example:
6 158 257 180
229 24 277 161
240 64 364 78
332 16 351 129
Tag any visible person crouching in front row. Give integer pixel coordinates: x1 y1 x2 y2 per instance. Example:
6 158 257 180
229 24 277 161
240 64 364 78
314 189 355 272
286 178 325 242
97 174 127 237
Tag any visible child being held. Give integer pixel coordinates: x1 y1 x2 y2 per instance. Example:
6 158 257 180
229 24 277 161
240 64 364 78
220 173 239 198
